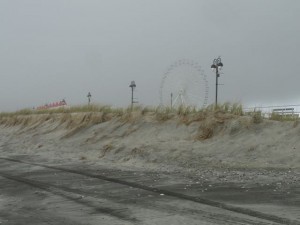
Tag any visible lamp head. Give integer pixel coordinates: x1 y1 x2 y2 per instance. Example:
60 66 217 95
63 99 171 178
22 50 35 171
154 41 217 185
129 81 136 88
211 64 217 71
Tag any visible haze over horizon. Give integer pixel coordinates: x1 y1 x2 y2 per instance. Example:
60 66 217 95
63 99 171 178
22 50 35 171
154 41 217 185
1 0 300 111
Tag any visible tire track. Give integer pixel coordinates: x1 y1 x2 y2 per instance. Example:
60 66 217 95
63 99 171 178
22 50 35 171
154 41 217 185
0 157 299 225
0 172 139 224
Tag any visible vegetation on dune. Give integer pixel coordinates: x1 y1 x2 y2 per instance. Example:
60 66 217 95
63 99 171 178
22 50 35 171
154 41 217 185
0 102 243 126
269 112 299 121
0 103 239 116
0 102 249 122
0 103 297 133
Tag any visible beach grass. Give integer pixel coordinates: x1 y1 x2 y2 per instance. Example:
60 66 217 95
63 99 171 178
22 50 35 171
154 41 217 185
0 103 245 119
3 102 296 126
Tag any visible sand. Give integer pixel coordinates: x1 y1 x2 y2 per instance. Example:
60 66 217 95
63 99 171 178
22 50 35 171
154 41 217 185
0 112 299 224
0 112 299 170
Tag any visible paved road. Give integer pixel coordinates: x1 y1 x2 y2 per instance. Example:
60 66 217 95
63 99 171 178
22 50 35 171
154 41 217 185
0 156 299 225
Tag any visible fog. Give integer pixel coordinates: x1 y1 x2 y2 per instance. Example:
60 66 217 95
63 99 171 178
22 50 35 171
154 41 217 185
0 0 299 111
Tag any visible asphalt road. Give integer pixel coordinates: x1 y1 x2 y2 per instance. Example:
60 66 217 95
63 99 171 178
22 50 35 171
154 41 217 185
0 156 299 225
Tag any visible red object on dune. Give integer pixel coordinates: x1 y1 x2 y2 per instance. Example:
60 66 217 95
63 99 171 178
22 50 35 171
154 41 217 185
36 100 67 110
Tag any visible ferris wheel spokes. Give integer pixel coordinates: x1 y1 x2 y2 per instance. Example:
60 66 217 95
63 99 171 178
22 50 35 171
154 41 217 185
160 59 208 109
172 90 187 107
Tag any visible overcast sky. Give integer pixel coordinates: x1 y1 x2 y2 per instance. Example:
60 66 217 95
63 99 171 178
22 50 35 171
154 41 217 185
0 0 300 111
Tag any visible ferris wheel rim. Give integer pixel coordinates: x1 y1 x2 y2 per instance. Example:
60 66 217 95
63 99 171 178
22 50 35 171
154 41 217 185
159 59 209 108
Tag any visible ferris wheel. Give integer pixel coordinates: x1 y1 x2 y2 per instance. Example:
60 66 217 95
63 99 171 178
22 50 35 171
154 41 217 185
159 59 208 108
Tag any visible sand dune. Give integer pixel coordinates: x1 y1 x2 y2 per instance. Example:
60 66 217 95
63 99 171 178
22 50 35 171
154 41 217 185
0 112 299 170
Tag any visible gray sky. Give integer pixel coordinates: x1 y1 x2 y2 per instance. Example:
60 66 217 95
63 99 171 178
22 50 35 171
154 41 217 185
1 0 300 111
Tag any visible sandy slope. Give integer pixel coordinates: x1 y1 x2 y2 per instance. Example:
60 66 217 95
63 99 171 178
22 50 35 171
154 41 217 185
0 112 299 170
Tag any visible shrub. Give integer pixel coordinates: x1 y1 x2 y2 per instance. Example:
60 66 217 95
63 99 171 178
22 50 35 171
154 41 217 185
252 111 263 124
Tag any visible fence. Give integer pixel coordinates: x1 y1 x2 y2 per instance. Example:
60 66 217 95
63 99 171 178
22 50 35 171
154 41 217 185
243 104 300 119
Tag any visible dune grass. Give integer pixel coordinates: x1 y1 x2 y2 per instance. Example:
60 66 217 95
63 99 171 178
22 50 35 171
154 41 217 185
0 105 122 117
0 103 245 118
1 103 298 142
2 102 298 124
269 112 299 121
0 103 246 131
0 103 280 140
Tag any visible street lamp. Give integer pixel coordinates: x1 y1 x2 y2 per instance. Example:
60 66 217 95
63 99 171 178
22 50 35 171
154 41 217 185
129 81 137 110
211 57 223 106
87 92 92 105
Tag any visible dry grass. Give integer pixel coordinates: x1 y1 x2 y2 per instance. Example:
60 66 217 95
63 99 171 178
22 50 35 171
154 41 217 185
2 103 299 144
0 103 245 127
119 109 143 123
244 110 264 124
191 103 249 140
0 103 243 118
1 102 283 142
197 125 214 140
269 112 299 122
195 114 226 140
0 103 259 141
0 104 123 117
155 107 175 121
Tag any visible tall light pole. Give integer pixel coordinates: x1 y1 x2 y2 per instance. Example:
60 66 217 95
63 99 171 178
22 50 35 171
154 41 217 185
211 57 223 106
87 92 92 105
129 81 137 110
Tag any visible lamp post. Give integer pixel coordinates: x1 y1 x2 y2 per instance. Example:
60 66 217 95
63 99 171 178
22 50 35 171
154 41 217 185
87 92 92 105
129 81 136 110
211 57 223 106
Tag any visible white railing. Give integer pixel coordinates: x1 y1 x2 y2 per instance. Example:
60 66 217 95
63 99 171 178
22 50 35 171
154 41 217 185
243 104 300 118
